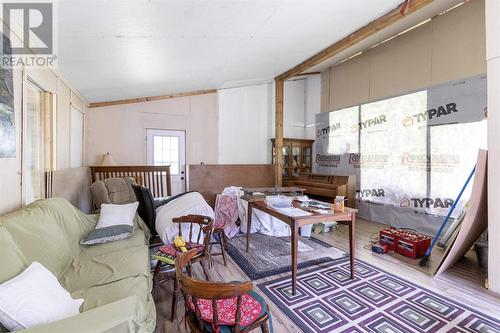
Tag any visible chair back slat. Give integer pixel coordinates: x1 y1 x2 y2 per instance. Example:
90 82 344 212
235 295 243 333
196 227 202 244
212 299 219 330
192 295 204 328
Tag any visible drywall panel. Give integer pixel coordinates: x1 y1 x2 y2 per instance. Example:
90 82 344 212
436 150 487 276
330 52 371 110
69 107 84 167
218 84 274 164
486 0 500 60
284 79 306 138
320 70 330 112
56 80 71 169
369 22 432 102
487 56 500 293
188 93 218 164
323 0 486 110
431 0 486 84
217 78 317 164
86 105 144 166
305 75 321 139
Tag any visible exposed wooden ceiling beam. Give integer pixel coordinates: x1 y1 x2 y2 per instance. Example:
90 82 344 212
275 0 433 81
290 71 321 78
89 88 217 108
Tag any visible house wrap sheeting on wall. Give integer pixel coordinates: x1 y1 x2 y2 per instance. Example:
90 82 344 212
314 75 487 235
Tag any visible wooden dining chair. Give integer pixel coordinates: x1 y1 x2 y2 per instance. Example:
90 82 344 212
153 214 214 322
176 250 271 333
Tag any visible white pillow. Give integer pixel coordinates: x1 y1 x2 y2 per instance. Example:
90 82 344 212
96 202 139 229
0 262 84 331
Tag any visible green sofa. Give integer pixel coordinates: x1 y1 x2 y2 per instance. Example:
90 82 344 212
0 198 156 333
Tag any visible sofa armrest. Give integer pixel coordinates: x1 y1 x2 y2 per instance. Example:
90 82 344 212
135 215 151 241
20 296 144 333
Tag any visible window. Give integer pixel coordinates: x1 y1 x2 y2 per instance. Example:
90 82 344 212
153 135 180 174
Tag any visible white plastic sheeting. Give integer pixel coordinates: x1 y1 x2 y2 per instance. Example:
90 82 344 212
314 75 487 235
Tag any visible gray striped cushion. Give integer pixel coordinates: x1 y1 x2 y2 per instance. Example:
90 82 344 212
80 225 133 245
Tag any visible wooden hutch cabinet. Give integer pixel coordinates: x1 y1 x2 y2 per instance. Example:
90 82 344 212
271 138 314 182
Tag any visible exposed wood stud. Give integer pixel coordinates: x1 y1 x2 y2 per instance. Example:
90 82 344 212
89 89 217 108
274 79 284 186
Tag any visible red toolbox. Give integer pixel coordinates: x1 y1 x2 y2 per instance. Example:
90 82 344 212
379 228 398 251
379 228 431 259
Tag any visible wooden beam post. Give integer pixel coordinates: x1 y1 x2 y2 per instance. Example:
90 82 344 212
275 79 284 186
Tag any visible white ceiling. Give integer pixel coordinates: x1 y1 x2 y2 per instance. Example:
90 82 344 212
57 0 404 103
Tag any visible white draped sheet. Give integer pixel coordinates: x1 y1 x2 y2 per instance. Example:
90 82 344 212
222 186 312 237
155 192 215 244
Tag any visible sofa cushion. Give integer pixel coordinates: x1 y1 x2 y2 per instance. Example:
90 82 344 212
78 225 148 259
80 225 134 245
0 199 96 277
0 262 84 331
60 245 150 293
71 274 151 314
0 226 28 283
91 178 137 208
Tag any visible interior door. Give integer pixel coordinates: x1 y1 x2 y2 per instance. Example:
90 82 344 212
146 129 186 195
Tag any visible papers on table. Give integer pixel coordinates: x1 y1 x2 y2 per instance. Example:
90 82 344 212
307 200 332 210
278 207 313 217
295 195 311 203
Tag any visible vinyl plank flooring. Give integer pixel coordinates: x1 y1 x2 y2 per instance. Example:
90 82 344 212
154 218 500 333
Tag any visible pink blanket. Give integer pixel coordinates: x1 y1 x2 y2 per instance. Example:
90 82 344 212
214 194 239 238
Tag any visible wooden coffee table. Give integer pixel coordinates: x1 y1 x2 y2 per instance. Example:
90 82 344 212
241 197 357 295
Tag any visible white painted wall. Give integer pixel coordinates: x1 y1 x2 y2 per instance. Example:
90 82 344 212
486 0 500 294
85 93 218 166
217 76 320 164
0 60 88 215
217 83 274 164
305 75 321 140
284 80 306 138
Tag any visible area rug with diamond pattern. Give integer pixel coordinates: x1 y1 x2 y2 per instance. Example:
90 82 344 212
258 258 500 333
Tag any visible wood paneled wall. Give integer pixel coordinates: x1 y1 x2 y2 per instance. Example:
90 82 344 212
188 164 274 207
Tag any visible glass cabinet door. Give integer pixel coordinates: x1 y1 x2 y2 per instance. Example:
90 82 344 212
292 145 301 177
302 145 311 173
271 139 314 180
283 145 290 178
